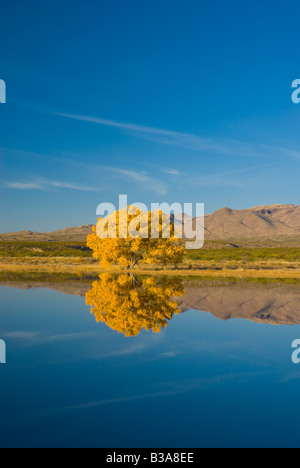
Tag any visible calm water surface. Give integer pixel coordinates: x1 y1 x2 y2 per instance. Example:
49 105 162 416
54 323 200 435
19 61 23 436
0 277 299 448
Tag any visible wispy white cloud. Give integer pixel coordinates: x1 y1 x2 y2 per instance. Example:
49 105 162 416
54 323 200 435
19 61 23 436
1 372 263 426
174 162 281 190
204 162 280 179
1 148 168 196
5 179 98 192
266 146 300 161
101 166 167 196
49 181 96 192
3 160 279 194
6 182 45 190
4 331 41 340
56 112 185 137
55 112 300 161
3 330 96 343
161 168 180 176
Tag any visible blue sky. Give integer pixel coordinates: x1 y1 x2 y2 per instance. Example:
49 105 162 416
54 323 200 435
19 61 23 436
0 0 299 232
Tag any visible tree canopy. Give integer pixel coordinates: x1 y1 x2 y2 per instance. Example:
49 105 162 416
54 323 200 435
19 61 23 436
87 206 185 269
85 273 185 337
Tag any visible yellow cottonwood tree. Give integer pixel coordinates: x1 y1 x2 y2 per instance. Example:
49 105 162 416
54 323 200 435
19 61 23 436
87 206 185 269
85 273 185 336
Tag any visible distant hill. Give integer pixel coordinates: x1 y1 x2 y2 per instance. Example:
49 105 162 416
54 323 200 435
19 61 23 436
0 204 299 246
250 204 300 230
180 281 300 326
0 225 94 242
1 279 299 326
203 204 300 241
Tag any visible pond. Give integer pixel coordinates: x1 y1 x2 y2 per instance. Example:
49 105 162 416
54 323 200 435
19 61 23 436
0 276 299 448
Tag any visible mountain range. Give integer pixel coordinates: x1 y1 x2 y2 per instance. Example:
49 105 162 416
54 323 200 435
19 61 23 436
1 279 299 326
1 204 299 246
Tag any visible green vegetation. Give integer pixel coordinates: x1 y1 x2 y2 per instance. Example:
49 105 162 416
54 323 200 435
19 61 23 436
186 247 300 262
0 241 92 258
0 242 299 279
1 242 299 262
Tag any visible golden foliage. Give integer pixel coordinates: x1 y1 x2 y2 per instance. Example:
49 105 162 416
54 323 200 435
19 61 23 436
85 273 186 336
87 206 185 269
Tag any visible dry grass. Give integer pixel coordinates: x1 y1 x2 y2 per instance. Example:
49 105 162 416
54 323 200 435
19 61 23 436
0 256 300 279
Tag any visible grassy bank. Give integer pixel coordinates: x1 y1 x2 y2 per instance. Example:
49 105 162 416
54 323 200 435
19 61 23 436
1 269 299 285
1 241 300 261
0 258 299 279
0 242 299 279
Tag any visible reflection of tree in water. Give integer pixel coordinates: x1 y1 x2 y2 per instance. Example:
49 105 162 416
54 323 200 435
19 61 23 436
85 273 185 337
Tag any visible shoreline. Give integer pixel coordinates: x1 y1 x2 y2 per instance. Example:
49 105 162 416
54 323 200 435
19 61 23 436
0 258 299 279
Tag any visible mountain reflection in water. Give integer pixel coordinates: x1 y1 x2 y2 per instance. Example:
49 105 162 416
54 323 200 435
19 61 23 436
1 275 299 333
